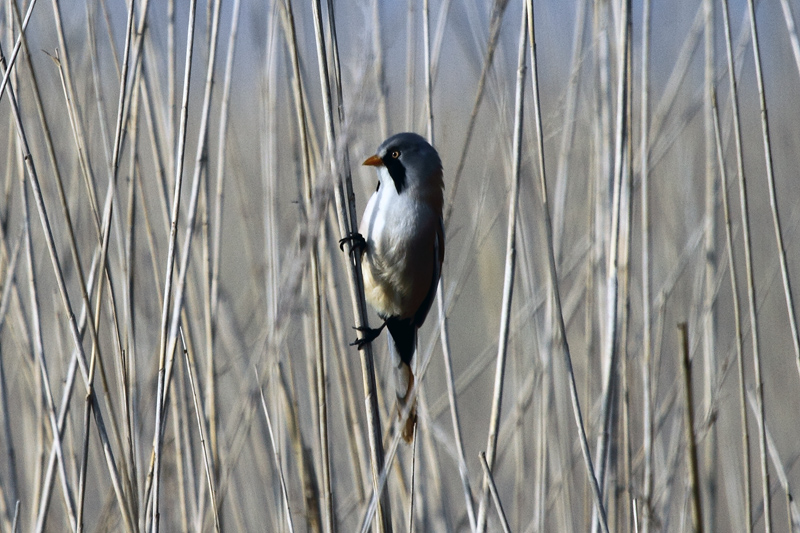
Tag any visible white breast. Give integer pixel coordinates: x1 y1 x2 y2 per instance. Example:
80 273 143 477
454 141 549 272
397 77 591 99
359 167 429 318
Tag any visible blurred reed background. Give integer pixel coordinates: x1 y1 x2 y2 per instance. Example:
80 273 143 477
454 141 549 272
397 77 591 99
0 0 798 531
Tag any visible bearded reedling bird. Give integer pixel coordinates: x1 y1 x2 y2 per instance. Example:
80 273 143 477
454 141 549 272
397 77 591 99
345 132 445 443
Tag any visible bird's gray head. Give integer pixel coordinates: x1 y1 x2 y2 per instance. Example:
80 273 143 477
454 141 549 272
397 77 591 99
363 132 443 196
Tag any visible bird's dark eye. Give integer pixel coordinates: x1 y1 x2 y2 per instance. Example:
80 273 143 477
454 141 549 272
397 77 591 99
391 150 401 159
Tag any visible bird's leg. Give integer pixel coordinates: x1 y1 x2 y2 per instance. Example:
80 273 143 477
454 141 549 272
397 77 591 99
338 231 366 255
350 320 387 349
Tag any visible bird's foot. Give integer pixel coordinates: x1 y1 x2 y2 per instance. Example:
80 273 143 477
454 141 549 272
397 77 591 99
339 232 366 255
350 322 386 349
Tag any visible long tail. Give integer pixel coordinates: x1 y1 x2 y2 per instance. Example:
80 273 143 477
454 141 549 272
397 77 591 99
387 318 417 443
393 361 417 443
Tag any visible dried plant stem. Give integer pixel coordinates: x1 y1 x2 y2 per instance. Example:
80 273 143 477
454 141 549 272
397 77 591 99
437 281 477 532
1 43 79 532
640 1 654 531
159 0 226 527
408 433 417 532
444 0 508 227
258 379 296 533
324 262 369 497
208 0 242 469
474 8 527 533
745 392 800 530
679 323 703 533
745 0 800 395
14 124 77 533
9 0 134 518
3 44 135 533
720 0 771 530
180 331 220 532
310 0 391 531
525 1 608 531
357 309 445 533
551 0 587 260
309 2 341 531
151 1 198 530
701 1 718 529
711 91 752 533
593 1 630 518
778 0 800 77
423 0 433 142
0 0 37 103
479 452 511 533
0 234 21 531
371 0 388 138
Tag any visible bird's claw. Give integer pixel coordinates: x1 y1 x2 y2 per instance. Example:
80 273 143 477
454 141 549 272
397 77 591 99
349 324 385 349
339 232 366 255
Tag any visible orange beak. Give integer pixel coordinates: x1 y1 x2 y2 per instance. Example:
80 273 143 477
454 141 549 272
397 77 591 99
362 154 383 167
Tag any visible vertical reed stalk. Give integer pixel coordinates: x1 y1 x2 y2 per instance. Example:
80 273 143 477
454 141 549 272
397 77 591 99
701 1 718 529
4 43 135 533
526 0 608 530
711 92 752 533
721 0 771 529
310 0 392 530
479 452 511 533
679 323 703 533
745 0 800 399
474 6 527 532
151 1 198 529
640 1 653 531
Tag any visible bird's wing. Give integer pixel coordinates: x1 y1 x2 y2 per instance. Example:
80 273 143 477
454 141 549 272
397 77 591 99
413 217 444 329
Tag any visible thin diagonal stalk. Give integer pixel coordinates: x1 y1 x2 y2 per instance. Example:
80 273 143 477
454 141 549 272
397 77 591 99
746 391 800 530
208 0 242 472
711 91 752 533
16 103 78 533
357 296 449 533
525 1 608 531
150 1 198 529
746 0 800 397
551 0 587 261
180 331 220 532
3 27 127 526
258 378 296 533
701 1 718 529
444 0 509 227
34 254 104 532
778 0 800 90
51 45 128 484
593 1 630 518
323 251 368 499
0 0 38 104
479 452 511 533
720 0 771 530
0 232 19 530
155 0 226 526
8 5 131 518
309 1 338 531
475 7 526 532
618 39 635 528
48 0 101 224
371 0 388 138
310 1 391 532
4 45 135 533
437 280 477 532
0 235 21 526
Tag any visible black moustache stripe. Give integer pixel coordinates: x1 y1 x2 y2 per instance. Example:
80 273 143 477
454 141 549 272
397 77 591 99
384 156 407 194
